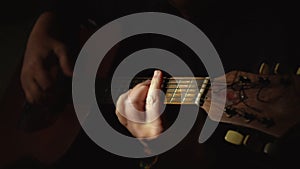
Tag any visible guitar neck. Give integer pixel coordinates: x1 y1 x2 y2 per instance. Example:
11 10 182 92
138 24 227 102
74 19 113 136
107 76 211 106
161 77 210 106
100 71 300 139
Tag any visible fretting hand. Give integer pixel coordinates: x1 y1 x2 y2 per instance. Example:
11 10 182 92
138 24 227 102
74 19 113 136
115 70 164 139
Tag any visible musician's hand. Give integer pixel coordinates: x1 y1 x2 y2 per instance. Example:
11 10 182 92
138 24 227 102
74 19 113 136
115 70 164 139
21 12 74 104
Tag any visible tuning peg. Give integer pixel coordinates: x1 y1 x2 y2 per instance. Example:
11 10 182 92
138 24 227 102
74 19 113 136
296 67 300 75
259 62 270 75
272 63 291 74
273 63 280 74
263 142 276 154
258 62 271 87
224 130 245 145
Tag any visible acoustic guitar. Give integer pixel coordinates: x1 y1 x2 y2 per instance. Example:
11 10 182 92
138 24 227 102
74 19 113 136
1 63 300 169
1 23 300 168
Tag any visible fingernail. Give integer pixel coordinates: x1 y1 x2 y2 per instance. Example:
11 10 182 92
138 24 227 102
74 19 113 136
154 70 160 77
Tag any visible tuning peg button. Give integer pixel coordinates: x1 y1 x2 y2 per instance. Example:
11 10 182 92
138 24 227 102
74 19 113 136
259 62 270 75
224 130 245 145
296 67 300 75
273 63 291 74
273 63 280 74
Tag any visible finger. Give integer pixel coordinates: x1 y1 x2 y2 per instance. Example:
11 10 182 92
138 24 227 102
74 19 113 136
145 70 163 122
115 91 129 126
34 64 54 91
128 80 151 111
148 70 163 97
119 86 149 123
23 78 44 104
54 43 73 77
116 80 151 123
135 79 151 86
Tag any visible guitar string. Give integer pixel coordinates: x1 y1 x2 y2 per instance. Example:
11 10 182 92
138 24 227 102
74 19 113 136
104 83 213 105
103 77 252 105
111 77 273 104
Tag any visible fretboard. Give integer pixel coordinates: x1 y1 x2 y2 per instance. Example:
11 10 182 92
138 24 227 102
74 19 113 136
162 77 210 106
104 77 211 106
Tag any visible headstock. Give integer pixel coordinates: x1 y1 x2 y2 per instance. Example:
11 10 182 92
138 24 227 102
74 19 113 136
202 70 300 138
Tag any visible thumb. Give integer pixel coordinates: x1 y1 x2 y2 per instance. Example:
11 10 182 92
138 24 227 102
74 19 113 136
54 42 74 77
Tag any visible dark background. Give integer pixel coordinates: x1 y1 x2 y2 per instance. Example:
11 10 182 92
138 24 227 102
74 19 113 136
0 0 40 101
0 1 299 169
1 0 299 100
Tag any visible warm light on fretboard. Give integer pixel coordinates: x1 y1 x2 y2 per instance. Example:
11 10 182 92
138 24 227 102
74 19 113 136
163 77 210 106
101 77 211 106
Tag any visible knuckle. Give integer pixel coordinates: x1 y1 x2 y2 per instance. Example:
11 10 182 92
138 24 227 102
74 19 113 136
118 92 128 102
146 95 156 105
134 84 149 91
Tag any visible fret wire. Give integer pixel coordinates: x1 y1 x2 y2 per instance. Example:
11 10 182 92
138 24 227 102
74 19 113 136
170 79 181 103
182 79 192 103
167 94 196 102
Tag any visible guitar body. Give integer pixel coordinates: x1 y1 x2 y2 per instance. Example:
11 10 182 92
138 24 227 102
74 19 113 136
0 67 81 168
0 26 98 168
